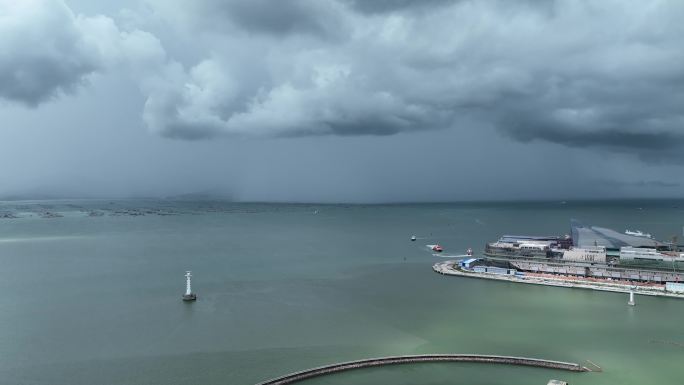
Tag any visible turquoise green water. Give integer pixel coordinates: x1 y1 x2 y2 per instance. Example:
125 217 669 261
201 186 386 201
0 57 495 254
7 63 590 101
0 200 683 385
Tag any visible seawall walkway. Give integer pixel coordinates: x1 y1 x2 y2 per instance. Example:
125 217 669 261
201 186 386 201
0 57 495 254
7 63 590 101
256 354 589 385
433 260 684 299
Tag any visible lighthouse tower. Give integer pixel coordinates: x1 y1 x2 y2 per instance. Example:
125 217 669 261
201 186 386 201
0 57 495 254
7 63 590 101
627 290 635 306
182 271 197 301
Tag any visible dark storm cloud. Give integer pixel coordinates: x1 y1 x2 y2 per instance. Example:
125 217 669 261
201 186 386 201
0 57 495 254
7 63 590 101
596 180 681 188
0 56 94 107
0 0 166 106
509 126 683 151
499 95 684 161
193 0 348 39
345 0 455 14
0 1 99 106
5 0 684 164
495 71 684 161
344 0 554 14
137 0 684 163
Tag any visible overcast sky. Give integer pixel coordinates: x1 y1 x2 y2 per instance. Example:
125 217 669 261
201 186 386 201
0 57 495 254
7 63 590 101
1 0 683 202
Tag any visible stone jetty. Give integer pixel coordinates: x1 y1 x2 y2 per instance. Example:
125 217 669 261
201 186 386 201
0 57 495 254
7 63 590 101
434 260 684 299
256 354 589 385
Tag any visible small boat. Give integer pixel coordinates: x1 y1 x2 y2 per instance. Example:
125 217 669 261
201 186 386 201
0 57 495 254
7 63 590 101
466 248 473 256
427 244 443 252
411 235 417 241
625 229 653 239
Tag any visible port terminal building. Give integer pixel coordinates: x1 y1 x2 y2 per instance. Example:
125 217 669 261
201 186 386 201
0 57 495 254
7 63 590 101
482 220 684 284
571 219 666 253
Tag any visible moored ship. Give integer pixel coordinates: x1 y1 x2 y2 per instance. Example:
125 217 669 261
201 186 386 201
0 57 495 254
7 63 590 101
624 229 653 239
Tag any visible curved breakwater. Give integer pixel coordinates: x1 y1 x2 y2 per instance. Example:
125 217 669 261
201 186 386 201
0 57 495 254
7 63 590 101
256 354 589 385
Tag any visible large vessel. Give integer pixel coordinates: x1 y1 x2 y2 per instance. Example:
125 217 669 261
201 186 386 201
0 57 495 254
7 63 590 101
624 229 653 239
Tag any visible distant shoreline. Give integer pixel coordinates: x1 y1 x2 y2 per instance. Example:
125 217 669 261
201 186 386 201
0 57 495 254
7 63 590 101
3 197 684 205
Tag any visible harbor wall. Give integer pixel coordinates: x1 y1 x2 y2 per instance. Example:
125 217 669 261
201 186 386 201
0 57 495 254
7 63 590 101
509 260 684 283
256 354 588 385
434 261 684 299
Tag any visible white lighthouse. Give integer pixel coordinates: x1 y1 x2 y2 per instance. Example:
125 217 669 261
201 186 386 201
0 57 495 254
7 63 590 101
182 271 197 301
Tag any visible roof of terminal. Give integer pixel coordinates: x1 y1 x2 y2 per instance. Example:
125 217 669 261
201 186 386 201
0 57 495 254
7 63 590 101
501 235 562 240
571 219 665 249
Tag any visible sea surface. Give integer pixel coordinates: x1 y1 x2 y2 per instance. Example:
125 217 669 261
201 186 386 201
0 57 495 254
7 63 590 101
1 199 683 385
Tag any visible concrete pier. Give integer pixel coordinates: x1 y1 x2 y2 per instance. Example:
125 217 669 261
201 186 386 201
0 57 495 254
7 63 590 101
256 354 589 385
434 261 684 300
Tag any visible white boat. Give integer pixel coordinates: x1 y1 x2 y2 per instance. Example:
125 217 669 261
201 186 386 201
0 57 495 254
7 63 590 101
624 229 653 239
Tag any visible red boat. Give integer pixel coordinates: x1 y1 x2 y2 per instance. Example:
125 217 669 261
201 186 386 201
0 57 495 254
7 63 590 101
432 245 444 252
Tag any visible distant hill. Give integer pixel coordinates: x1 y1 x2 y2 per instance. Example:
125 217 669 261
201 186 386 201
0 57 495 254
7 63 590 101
162 191 235 201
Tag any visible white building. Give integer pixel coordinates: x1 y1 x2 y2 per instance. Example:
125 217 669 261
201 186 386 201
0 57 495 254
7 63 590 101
562 246 607 263
666 282 684 293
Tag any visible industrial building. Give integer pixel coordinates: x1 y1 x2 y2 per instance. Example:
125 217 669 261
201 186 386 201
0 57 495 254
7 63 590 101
509 260 684 283
482 220 684 284
666 282 684 293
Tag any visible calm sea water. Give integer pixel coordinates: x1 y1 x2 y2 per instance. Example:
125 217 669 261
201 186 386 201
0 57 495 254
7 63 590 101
1 200 683 385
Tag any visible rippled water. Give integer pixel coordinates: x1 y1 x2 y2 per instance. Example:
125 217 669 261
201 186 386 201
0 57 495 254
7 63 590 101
1 200 683 385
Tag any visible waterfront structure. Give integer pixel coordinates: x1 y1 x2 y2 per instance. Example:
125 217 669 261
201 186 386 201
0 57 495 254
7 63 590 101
500 235 573 249
666 282 684 293
460 258 480 269
619 247 684 262
485 240 554 259
182 271 197 301
256 354 588 385
508 259 684 283
562 246 608 264
482 221 684 284
485 220 682 269
434 261 684 300
570 219 678 265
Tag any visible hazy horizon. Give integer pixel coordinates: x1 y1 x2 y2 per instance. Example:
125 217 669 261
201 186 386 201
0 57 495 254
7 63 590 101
3 193 684 205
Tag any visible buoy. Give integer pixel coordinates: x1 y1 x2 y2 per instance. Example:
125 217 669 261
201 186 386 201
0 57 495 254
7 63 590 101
627 290 635 306
182 271 197 301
